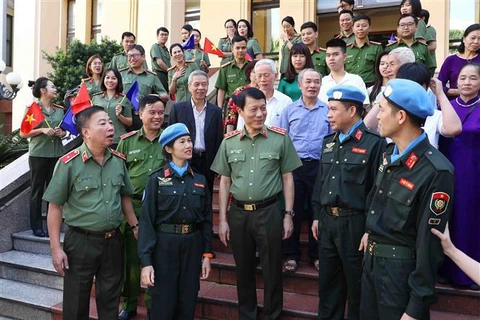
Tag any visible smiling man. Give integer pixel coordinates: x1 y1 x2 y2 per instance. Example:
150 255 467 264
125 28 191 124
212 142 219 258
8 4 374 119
110 31 148 71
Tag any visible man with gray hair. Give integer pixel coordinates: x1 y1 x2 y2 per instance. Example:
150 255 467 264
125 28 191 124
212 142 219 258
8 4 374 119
237 59 292 129
386 47 415 80
169 70 223 196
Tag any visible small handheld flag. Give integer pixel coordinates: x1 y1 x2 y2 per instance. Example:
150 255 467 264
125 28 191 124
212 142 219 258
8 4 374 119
389 33 396 42
126 81 140 112
204 38 224 57
71 83 91 115
20 102 45 135
245 50 254 62
60 107 78 136
182 34 195 50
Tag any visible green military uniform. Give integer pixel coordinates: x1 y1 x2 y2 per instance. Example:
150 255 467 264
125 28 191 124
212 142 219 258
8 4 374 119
211 126 302 319
312 121 386 320
336 31 355 45
247 37 262 58
121 68 167 130
150 43 171 93
28 103 65 158
279 34 302 75
345 39 382 86
167 62 200 102
361 136 454 320
415 18 428 42
81 77 102 96
215 60 249 106
110 51 149 71
91 92 133 144
116 128 165 313
218 37 233 65
43 143 134 319
425 25 437 68
184 48 211 71
311 47 330 78
387 39 436 75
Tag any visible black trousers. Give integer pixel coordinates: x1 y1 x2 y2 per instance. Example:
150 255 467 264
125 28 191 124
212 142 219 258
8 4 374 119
63 227 124 320
229 200 284 320
149 230 203 320
191 152 214 197
317 213 365 320
283 160 319 262
29 156 58 231
156 70 169 94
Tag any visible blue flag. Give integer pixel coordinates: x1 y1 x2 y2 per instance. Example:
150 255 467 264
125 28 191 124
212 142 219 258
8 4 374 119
60 107 78 136
389 33 396 42
126 80 140 112
182 34 195 50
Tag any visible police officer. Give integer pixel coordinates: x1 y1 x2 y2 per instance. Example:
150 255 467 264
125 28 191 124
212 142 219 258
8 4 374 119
345 14 382 86
116 95 166 319
211 87 302 319
44 106 139 320
150 27 171 93
300 21 329 78
110 31 148 71
311 85 386 320
215 36 250 109
139 123 213 320
336 10 355 45
360 79 454 320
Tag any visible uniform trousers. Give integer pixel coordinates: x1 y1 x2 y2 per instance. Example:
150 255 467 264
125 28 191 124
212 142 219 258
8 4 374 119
283 160 319 262
229 200 284 320
63 226 124 320
317 213 365 320
149 229 203 320
360 254 428 320
156 70 169 94
28 156 58 231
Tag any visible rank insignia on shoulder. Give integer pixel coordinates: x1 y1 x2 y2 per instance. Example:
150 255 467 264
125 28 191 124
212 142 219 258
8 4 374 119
224 129 242 139
120 131 137 140
60 149 80 164
430 192 450 216
428 218 441 226
111 149 127 160
158 177 173 186
267 125 286 135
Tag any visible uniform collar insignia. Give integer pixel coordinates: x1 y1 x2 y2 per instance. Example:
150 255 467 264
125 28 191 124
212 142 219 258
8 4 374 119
164 168 172 177
405 152 418 170
82 151 89 163
354 129 363 141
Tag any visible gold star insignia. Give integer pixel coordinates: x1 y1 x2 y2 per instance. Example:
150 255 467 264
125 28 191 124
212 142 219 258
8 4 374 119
210 44 218 51
25 114 36 124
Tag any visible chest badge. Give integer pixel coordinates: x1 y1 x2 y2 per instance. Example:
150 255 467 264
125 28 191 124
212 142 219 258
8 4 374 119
158 177 173 186
399 178 415 191
430 192 450 216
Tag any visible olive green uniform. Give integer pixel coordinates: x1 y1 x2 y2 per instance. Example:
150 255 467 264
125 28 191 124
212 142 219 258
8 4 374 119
43 143 134 320
184 48 211 72
247 38 262 58
167 62 200 102
425 25 437 69
150 43 171 93
211 126 302 320
110 51 149 71
82 77 102 96
345 39 382 86
312 122 386 320
116 128 165 313
387 39 436 75
311 47 329 78
279 34 302 75
361 136 454 320
91 92 133 144
415 19 428 42
336 31 355 45
214 60 249 107
218 37 233 65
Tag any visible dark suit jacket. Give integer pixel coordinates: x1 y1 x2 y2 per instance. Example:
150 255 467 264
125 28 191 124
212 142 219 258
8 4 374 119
169 100 223 180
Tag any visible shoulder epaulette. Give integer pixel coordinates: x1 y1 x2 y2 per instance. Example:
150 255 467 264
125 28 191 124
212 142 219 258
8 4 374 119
267 125 286 135
113 51 125 56
60 149 80 164
224 129 241 139
111 149 127 160
346 42 354 47
386 41 398 47
82 77 92 82
53 103 64 110
146 69 156 75
315 47 326 53
365 127 381 137
118 92 125 96
120 130 137 140
91 91 103 97
167 65 176 72
118 67 129 72
220 60 234 68
370 40 382 45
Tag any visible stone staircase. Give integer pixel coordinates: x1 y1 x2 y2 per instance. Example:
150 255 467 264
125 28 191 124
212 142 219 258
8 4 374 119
0 183 479 319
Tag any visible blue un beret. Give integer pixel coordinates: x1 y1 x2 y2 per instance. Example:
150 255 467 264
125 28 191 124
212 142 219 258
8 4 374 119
327 85 366 105
383 79 434 119
159 123 190 146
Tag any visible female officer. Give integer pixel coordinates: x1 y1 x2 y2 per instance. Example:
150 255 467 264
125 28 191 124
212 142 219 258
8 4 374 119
218 19 237 65
168 43 200 102
139 123 213 319
237 19 263 60
82 54 104 95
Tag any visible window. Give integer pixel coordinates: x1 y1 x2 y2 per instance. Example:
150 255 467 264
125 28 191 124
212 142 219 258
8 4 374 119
317 0 399 13
185 0 200 28
91 0 102 42
67 0 76 45
251 0 280 61
6 14 13 67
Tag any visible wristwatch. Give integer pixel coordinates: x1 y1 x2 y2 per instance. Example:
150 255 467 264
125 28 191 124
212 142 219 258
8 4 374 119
284 210 295 217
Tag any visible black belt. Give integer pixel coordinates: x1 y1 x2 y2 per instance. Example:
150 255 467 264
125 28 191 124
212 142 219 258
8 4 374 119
70 226 120 239
301 158 319 162
193 150 206 157
156 223 197 234
367 241 416 260
232 193 280 211
326 206 363 217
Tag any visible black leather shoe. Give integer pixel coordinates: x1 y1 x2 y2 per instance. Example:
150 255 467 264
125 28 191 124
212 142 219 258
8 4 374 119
118 309 137 320
32 229 45 237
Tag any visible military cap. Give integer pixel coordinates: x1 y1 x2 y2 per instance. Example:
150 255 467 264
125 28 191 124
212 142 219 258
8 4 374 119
159 123 190 146
327 85 366 105
383 79 433 119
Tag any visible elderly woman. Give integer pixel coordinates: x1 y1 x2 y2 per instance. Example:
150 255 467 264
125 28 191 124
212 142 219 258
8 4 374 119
139 123 213 319
168 43 200 102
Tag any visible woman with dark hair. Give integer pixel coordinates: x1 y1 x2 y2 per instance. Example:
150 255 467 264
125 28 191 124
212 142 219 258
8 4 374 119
168 43 200 102
218 19 237 65
20 77 66 237
279 16 301 75
181 24 193 43
438 23 480 97
82 54 104 95
139 123 213 319
237 19 263 59
91 68 133 148
368 51 390 105
278 43 314 101
184 28 211 73
399 0 428 43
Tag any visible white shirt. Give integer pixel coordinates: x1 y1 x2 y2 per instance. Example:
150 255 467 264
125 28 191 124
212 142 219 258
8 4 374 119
318 72 370 105
191 98 207 151
423 109 443 148
236 90 292 129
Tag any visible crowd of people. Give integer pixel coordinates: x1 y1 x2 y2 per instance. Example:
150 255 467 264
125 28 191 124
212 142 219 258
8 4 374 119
18 0 480 319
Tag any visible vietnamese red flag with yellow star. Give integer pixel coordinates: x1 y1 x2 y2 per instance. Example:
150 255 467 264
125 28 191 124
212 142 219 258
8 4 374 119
203 37 224 57
71 82 91 115
20 102 45 135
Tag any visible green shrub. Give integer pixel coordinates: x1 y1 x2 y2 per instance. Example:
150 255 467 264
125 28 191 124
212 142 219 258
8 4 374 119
0 129 29 169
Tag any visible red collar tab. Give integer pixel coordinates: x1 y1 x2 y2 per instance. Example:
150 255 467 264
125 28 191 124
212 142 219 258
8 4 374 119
164 168 172 177
82 151 89 163
354 129 363 141
405 152 418 170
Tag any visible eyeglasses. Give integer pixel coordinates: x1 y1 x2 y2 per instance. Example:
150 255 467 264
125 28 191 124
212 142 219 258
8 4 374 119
127 53 142 59
398 22 415 29
91 62 103 66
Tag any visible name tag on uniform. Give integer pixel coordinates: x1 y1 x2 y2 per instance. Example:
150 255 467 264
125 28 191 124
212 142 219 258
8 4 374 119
129 149 141 155
323 147 333 153
351 147 367 154
158 177 173 186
